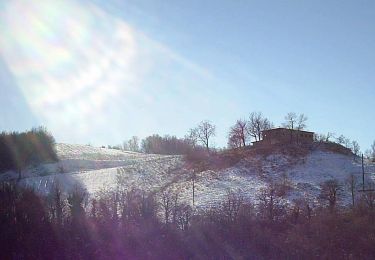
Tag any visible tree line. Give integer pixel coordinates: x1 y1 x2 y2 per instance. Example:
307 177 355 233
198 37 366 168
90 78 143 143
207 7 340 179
115 121 217 155
117 111 369 158
2 174 375 259
119 134 193 155
0 127 58 178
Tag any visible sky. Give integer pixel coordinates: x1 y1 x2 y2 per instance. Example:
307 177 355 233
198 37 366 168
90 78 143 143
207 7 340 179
0 0 374 150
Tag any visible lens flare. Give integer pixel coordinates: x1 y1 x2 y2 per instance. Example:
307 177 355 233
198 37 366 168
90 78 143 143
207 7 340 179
0 0 214 144
0 0 138 140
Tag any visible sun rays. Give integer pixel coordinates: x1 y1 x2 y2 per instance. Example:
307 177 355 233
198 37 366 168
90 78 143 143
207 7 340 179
0 0 140 139
0 0 215 145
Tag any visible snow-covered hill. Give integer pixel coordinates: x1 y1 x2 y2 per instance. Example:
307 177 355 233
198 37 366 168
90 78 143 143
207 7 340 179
169 149 375 208
6 143 182 194
2 143 375 208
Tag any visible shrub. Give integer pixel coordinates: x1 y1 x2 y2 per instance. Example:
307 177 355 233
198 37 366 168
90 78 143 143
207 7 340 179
0 127 58 174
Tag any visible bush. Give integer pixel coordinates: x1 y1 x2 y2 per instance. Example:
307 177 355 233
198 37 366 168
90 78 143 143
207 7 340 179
0 127 58 173
141 134 193 155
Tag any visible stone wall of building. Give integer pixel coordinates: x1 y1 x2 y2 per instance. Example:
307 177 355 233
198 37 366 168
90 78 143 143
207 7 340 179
252 128 314 147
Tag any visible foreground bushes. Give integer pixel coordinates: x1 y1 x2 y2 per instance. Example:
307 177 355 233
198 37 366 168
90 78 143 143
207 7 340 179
1 182 375 259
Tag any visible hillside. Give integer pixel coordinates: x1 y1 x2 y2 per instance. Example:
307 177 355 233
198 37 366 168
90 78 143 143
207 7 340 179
1 143 375 208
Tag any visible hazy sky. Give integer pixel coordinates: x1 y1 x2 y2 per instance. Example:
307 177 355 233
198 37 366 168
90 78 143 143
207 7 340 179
0 0 374 150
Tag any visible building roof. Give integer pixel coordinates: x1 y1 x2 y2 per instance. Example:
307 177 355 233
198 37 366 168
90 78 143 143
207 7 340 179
262 127 314 134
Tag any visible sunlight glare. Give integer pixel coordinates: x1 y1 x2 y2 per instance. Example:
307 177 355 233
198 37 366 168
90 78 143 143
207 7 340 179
0 0 138 138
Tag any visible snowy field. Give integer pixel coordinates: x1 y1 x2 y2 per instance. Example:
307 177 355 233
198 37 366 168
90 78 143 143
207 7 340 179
1 143 375 208
172 150 375 208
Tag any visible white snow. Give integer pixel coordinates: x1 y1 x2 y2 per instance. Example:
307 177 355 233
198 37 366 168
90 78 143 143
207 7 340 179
1 143 375 208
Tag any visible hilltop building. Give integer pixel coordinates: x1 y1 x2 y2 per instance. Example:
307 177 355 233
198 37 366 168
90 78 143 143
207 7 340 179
252 128 314 147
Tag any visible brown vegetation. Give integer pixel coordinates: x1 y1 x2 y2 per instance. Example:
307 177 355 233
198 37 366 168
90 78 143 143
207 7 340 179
185 144 312 173
2 181 375 259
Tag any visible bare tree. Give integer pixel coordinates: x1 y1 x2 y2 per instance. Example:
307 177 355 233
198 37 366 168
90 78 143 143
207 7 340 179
194 120 216 152
359 189 375 211
227 134 242 149
48 180 65 225
67 185 87 222
247 112 272 141
291 198 314 223
319 179 342 211
160 189 179 225
282 112 307 143
228 119 248 148
115 186 157 222
185 128 199 148
346 174 357 207
314 132 336 143
283 112 307 130
351 141 360 156
176 204 193 231
296 114 308 130
336 134 351 148
283 112 297 130
257 182 284 221
139 192 157 220
128 136 139 152
222 189 244 223
344 138 352 149
364 149 373 160
336 134 346 145
325 132 336 142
